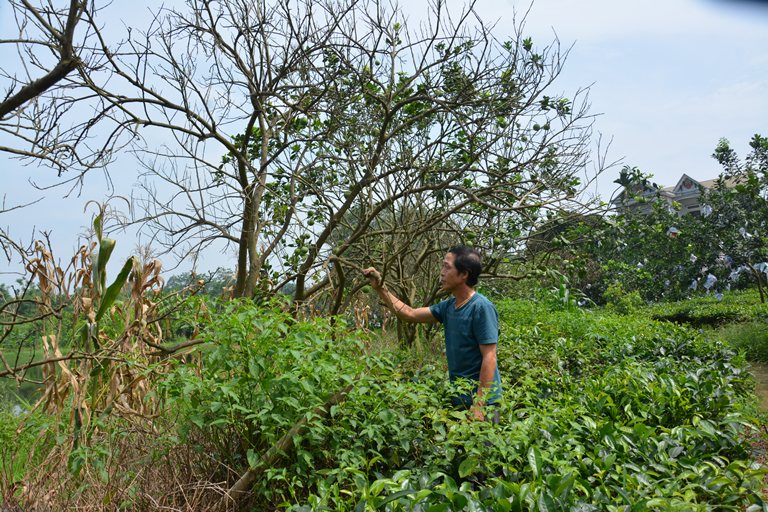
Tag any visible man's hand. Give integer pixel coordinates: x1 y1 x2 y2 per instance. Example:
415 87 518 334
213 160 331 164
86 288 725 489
362 268 436 324
470 404 485 422
362 267 383 289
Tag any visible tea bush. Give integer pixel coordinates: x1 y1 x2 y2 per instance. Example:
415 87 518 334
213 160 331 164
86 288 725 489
643 289 768 327
288 301 764 510
602 281 644 314
640 289 768 362
3 296 765 510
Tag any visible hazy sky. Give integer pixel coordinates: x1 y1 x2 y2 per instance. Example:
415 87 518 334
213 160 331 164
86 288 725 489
1 0 767 281
518 0 768 191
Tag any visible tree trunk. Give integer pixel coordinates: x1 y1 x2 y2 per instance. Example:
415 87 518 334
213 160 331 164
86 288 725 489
747 263 766 303
397 319 417 347
234 195 254 298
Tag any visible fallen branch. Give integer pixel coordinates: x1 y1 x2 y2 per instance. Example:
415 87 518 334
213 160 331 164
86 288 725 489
218 383 354 511
146 337 208 356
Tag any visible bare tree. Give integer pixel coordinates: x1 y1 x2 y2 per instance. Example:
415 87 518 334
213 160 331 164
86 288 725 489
0 0 120 183
3 0 604 310
0 1 86 118
1 1 91 262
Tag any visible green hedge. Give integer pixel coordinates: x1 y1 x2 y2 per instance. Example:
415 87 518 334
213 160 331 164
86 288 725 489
5 297 764 510
642 289 768 327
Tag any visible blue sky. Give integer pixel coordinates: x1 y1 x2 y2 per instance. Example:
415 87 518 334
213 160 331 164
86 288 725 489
514 0 768 195
1 0 767 281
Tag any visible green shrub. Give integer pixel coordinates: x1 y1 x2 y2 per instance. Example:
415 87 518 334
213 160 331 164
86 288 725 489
603 281 644 314
4 296 764 511
293 300 763 510
716 321 768 363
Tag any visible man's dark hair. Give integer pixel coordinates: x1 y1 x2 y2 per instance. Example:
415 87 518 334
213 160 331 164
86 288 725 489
448 245 483 287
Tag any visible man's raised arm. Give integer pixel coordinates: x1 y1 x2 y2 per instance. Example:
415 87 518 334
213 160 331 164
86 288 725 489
362 268 437 324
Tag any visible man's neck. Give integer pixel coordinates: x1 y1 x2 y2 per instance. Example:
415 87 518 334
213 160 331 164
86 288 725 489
453 285 475 304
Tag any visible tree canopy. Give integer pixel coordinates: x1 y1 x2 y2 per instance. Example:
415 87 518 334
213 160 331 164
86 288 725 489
3 0 604 313
588 135 768 303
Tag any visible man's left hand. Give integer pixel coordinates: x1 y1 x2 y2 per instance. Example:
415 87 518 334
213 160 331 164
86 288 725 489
470 405 485 422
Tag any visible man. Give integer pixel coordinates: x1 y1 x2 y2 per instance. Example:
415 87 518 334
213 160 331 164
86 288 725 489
363 246 502 421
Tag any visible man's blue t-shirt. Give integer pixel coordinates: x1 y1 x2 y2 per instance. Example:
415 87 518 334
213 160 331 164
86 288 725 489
429 293 502 407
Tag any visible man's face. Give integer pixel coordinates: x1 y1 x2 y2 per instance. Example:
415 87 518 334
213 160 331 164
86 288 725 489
440 252 467 291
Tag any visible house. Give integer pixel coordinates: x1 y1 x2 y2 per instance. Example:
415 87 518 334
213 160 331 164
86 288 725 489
612 173 737 216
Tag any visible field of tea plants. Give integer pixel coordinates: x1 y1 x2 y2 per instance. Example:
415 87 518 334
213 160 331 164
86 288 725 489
2 295 766 511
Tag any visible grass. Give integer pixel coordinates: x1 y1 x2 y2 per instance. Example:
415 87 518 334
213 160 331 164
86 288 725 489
715 321 768 363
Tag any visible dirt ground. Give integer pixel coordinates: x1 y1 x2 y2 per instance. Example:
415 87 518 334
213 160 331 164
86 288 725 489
749 363 768 498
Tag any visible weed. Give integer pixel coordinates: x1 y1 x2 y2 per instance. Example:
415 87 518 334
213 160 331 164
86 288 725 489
717 322 768 363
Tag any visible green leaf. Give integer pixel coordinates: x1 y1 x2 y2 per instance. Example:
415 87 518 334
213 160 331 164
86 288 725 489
442 475 458 492
247 449 258 469
68 451 86 476
555 472 575 498
190 414 205 429
95 256 136 321
93 210 103 241
369 479 388 496
413 489 432 501
528 446 543 479
458 456 479 478
582 415 597 431
537 492 556 512
523 37 533 52
94 238 116 292
378 489 416 507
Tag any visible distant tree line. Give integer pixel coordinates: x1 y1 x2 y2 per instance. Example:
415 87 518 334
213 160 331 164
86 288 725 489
564 134 768 304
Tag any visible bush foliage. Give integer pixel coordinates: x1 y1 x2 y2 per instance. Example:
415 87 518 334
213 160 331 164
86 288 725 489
643 289 768 327
585 135 768 304
2 295 766 510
